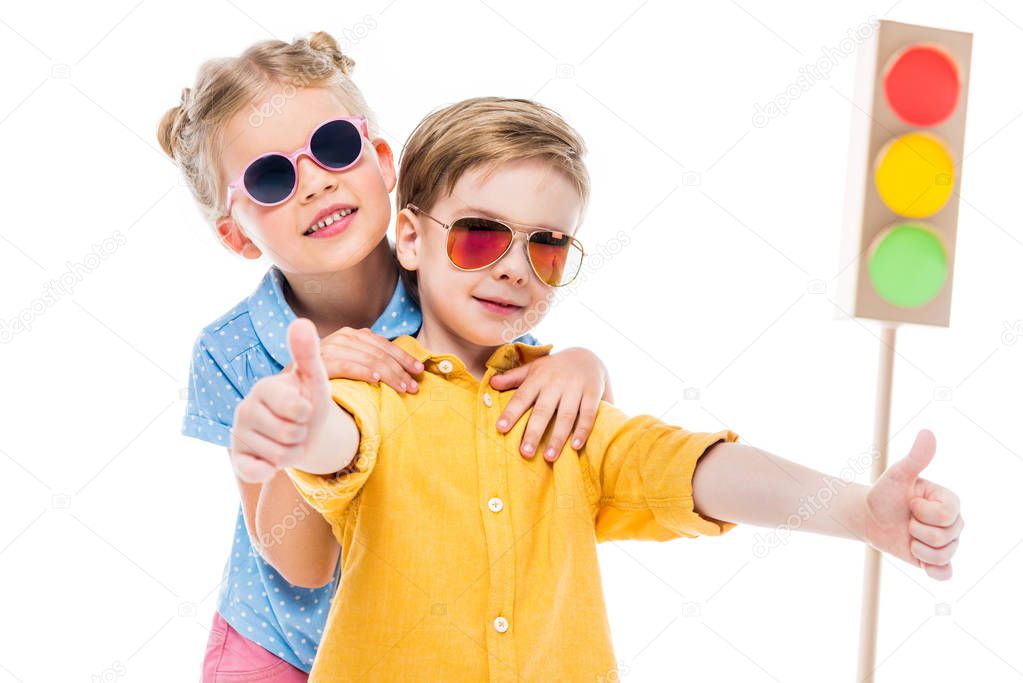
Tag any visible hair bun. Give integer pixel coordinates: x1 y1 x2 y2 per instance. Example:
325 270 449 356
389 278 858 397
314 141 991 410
156 86 194 160
305 30 355 76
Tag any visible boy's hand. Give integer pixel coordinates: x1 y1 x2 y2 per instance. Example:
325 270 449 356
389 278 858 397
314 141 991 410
489 347 610 462
230 319 332 483
318 326 424 393
865 429 963 580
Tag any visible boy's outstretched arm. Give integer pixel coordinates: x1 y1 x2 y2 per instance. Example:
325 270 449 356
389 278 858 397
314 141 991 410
692 430 963 580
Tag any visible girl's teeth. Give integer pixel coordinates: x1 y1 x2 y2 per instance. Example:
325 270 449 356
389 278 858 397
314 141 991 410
307 209 355 234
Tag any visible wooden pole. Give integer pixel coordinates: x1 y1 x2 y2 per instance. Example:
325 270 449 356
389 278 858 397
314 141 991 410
856 323 897 682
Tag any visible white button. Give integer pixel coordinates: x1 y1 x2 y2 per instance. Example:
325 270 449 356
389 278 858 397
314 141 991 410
482 392 493 407
437 359 454 373
493 616 509 633
487 497 504 513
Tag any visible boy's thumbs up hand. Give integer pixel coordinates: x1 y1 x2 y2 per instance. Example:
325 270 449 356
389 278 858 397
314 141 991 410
230 319 333 483
865 430 964 581
287 318 331 413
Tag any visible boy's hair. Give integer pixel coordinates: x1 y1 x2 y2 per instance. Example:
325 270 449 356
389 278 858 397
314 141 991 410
156 31 377 235
396 97 589 303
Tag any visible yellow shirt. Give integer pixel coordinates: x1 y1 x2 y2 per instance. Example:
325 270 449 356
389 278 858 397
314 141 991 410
286 335 740 682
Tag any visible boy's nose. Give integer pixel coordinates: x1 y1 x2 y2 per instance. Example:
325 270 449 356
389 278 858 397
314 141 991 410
491 234 532 286
296 156 339 203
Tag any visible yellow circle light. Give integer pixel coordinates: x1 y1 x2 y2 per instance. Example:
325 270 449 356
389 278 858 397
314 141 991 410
874 132 955 218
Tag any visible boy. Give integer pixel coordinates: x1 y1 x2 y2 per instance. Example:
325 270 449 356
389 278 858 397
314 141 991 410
231 97 963 681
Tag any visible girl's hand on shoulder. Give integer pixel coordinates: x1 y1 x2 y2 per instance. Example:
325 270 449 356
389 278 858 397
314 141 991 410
489 347 610 462
318 326 424 393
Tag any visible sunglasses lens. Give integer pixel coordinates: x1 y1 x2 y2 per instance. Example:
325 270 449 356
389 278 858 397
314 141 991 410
448 218 514 269
243 155 296 205
310 119 363 169
528 232 582 286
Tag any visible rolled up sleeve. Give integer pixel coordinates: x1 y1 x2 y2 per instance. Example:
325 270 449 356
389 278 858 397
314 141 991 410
579 402 741 542
285 379 382 536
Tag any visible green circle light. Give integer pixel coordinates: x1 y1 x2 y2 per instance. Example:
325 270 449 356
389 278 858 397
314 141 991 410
867 223 947 308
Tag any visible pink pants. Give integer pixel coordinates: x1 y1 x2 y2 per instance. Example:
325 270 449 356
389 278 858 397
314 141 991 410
202 611 308 682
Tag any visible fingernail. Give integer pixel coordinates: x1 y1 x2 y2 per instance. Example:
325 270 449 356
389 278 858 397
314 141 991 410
522 443 534 455
572 438 582 449
415 361 424 371
409 380 418 390
399 382 407 392
497 419 508 431
372 371 381 381
545 447 556 459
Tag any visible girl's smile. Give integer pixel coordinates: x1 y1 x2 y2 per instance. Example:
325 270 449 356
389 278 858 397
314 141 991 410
303 204 358 238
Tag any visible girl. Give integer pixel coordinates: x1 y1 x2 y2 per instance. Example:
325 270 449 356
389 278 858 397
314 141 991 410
233 96 964 680
160 33 612 681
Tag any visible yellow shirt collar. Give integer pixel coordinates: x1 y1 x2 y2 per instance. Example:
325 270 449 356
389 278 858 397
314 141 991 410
391 334 554 373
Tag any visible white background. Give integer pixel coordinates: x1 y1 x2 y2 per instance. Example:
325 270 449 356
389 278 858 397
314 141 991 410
1 0 1021 681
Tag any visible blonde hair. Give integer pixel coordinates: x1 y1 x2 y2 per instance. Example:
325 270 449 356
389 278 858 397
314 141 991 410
157 31 377 231
396 97 589 302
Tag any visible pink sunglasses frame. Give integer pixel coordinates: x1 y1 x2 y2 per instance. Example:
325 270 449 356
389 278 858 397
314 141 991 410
224 116 369 215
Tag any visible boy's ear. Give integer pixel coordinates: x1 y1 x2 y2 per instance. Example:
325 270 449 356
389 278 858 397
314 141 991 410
216 216 262 259
371 138 397 193
394 207 421 273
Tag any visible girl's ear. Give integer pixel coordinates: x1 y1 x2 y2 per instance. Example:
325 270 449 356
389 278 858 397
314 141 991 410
371 138 397 193
394 208 421 273
216 216 262 259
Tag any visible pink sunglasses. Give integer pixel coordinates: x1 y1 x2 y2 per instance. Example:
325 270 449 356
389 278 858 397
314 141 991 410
224 116 369 214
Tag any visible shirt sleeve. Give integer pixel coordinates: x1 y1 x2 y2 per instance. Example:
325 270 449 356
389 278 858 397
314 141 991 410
578 401 741 542
182 334 243 447
285 378 382 538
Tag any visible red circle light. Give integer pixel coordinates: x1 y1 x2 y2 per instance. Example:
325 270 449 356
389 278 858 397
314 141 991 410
883 44 960 126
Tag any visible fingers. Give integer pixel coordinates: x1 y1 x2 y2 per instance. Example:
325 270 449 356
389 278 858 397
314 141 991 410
230 376 312 481
490 366 527 392
909 514 964 548
496 380 539 435
569 391 601 451
252 378 312 424
239 398 309 445
519 392 560 459
350 328 425 388
319 353 385 386
910 538 959 567
319 327 421 393
915 479 961 518
231 451 278 483
232 427 303 469
376 335 425 376
922 562 953 581
540 393 581 462
911 495 960 527
321 344 415 393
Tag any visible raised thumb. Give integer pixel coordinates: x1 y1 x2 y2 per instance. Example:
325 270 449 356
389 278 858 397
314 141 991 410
885 429 936 484
287 318 327 386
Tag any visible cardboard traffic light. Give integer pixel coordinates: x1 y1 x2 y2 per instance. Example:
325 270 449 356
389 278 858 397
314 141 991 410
837 19 973 683
839 20 972 327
